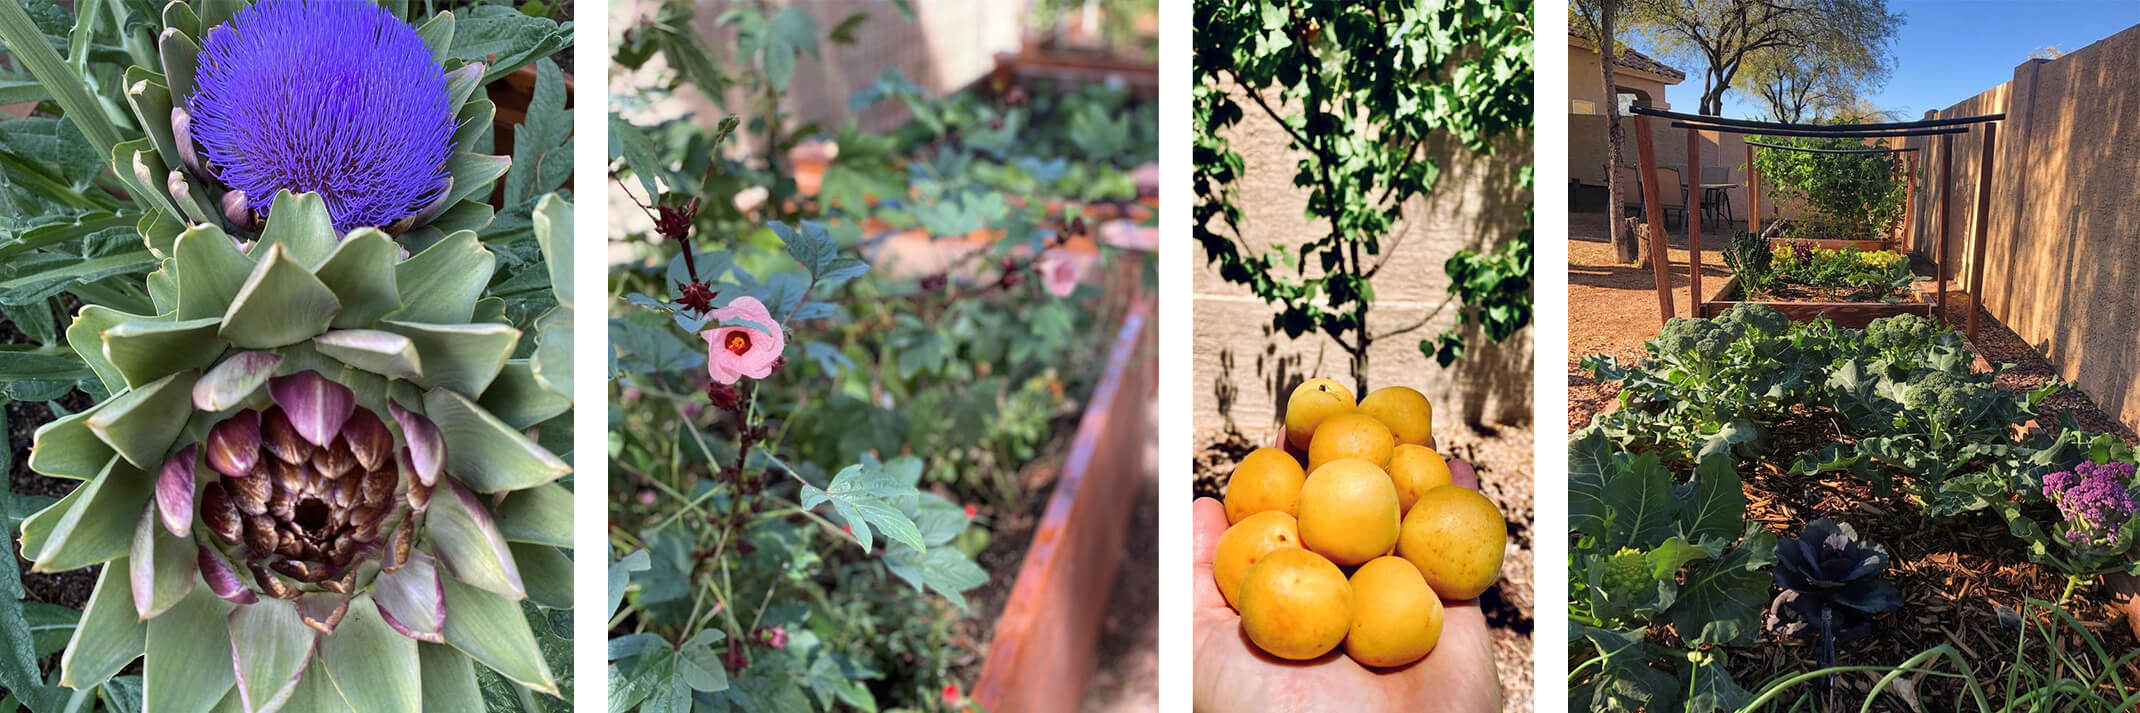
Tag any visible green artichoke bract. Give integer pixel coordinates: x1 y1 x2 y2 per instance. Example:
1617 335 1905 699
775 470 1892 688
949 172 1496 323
118 0 508 244
19 192 574 713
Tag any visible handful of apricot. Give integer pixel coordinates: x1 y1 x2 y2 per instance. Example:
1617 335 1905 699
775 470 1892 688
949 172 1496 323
1215 381 1506 665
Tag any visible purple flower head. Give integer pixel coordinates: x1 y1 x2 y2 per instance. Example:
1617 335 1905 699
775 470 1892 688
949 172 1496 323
2042 460 2139 554
188 0 453 232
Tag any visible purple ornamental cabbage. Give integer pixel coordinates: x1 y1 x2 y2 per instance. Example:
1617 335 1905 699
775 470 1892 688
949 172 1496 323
1767 519 1902 675
187 0 455 232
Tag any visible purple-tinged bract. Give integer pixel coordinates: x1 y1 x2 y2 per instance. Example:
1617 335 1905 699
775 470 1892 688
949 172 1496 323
189 0 453 232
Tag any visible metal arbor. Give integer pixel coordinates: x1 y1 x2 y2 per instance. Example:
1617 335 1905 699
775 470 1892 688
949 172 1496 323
1625 106 2004 337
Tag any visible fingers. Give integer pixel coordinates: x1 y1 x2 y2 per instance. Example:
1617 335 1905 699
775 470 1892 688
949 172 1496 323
1192 497 1229 568
1448 458 1478 490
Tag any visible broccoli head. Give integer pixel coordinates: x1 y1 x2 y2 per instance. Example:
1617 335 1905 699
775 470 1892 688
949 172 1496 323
1653 317 1739 359
1901 370 1974 420
1599 547 1651 599
1715 303 1790 339
1866 313 1939 356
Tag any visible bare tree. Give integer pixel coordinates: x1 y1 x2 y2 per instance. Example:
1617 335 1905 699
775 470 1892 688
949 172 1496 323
1574 0 1643 264
1633 0 1900 116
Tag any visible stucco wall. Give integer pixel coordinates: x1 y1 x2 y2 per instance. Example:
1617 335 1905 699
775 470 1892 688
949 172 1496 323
1567 43 1672 114
1900 23 2140 429
615 1 1025 151
1193 84 1534 439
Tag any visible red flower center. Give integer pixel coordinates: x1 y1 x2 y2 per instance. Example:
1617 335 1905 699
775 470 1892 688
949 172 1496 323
724 332 752 355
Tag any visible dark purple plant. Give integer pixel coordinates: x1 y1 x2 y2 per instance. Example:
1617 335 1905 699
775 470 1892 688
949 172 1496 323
188 0 454 232
2043 460 2139 555
1767 519 1902 677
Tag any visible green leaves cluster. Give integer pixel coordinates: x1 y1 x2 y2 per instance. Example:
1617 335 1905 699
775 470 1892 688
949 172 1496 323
1569 432 1777 713
1752 135 1907 240
1193 0 1532 382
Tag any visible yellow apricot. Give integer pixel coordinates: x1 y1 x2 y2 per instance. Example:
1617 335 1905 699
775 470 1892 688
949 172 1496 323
1344 556 1444 667
1237 548 1352 660
1212 510 1302 609
1297 458 1401 566
1358 386 1433 447
1224 448 1307 524
1387 444 1453 514
1398 485 1508 600
1307 413 1395 472
1284 378 1355 451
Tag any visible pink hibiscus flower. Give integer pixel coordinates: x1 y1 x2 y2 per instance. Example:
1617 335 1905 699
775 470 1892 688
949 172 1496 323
701 296 786 384
1038 247 1093 297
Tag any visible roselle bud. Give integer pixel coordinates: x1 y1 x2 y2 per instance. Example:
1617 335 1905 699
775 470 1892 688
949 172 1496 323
678 280 719 313
706 382 742 411
655 199 698 240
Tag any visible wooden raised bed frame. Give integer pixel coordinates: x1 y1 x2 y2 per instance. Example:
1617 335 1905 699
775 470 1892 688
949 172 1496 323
971 279 1154 713
1628 107 2002 339
1700 274 1933 328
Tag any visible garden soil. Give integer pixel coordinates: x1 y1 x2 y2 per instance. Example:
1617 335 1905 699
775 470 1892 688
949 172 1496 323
3 315 101 675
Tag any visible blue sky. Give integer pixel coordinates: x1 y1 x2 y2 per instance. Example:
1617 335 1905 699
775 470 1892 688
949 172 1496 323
1646 0 2138 119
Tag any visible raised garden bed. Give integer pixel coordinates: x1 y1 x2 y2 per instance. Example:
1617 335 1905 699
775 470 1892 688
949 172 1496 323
1701 273 1933 327
972 298 1153 713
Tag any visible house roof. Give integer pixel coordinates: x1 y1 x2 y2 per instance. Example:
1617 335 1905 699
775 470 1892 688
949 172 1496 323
1569 29 1687 83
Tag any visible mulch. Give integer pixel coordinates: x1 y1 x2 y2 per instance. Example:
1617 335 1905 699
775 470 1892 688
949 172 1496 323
1193 420 1537 712
1569 220 2140 709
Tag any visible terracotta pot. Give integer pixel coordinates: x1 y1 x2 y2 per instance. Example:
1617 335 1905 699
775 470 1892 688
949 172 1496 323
484 64 576 207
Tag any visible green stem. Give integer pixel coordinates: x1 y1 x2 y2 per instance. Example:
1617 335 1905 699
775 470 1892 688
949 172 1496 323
2058 573 2087 606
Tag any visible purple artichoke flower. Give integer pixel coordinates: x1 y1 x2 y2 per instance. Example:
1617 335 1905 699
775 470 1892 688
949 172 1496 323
2043 460 2139 555
188 0 454 232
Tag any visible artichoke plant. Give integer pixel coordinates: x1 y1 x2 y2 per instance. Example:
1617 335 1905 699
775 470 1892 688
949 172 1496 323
17 190 575 712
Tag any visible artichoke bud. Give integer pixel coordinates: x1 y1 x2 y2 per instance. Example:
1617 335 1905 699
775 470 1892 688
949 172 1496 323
20 190 573 705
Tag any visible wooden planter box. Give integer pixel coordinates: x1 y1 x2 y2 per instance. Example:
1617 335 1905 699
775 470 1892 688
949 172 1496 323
1701 274 1933 327
971 297 1155 713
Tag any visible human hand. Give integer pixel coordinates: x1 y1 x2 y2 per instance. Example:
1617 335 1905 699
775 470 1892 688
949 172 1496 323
1191 461 1501 713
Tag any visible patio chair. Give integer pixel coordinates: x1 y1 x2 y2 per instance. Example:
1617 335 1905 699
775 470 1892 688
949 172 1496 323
1700 165 1735 229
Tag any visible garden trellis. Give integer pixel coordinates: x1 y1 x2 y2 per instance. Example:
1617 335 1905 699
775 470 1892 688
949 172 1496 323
1626 106 2004 337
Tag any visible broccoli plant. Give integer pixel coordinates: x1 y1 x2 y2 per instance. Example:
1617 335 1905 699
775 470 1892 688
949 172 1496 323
1569 431 1778 713
1585 304 1824 459
1766 519 1903 684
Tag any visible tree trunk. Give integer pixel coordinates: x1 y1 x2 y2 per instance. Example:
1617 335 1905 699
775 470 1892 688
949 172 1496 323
1598 0 1639 264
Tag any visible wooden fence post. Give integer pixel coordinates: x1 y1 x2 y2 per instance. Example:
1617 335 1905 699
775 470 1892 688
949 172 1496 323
1687 128 1703 312
1968 123 1998 339
1745 143 1760 234
1633 114 1674 323
1901 152 1916 249
1937 133 1953 324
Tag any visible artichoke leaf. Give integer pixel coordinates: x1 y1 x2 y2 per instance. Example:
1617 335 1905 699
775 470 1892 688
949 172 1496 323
144 588 238 713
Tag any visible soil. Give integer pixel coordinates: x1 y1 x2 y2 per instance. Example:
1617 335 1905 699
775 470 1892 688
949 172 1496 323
4 313 102 676
1569 216 2140 709
1192 420 1537 712
1744 281 1913 304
